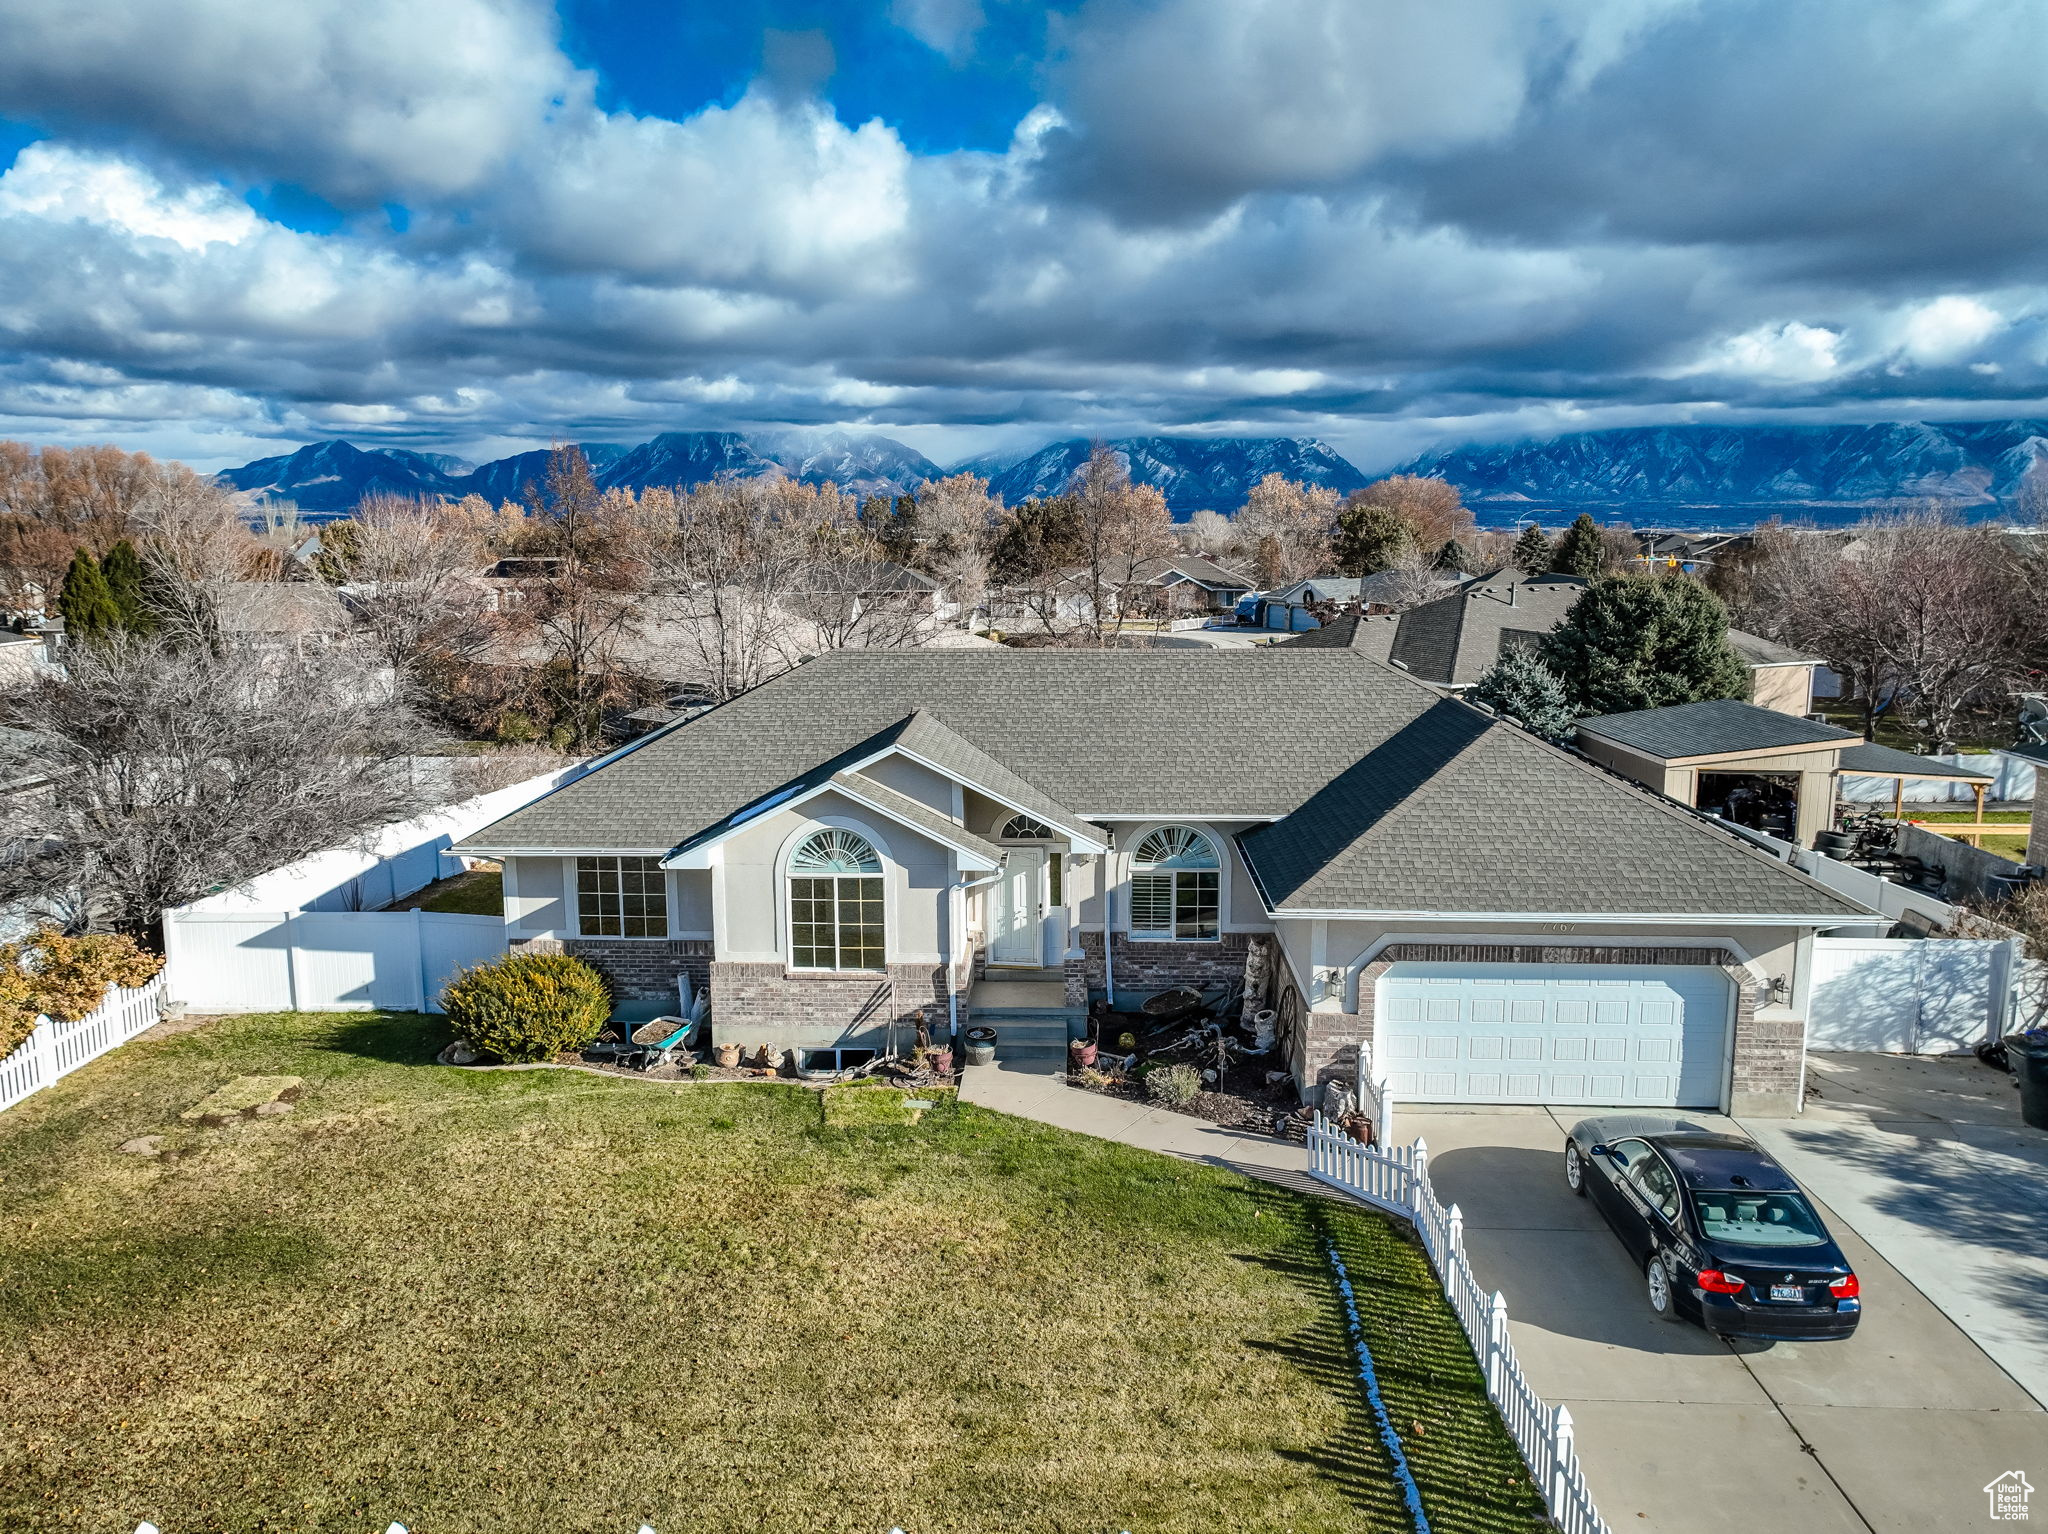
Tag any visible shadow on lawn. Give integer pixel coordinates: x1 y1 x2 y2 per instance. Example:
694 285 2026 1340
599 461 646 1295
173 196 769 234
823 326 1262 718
1235 1180 1550 1534
314 1011 452 1067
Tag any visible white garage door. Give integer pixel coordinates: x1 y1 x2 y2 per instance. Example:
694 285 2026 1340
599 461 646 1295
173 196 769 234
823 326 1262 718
1375 962 1732 1107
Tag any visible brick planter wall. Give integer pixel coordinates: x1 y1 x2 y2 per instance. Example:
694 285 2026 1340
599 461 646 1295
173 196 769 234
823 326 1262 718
709 961 953 1044
1314 942 1783 1114
514 937 714 1002
1075 930 1254 999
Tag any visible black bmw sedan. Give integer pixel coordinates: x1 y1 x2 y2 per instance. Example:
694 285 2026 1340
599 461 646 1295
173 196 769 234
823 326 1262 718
1563 1115 1861 1342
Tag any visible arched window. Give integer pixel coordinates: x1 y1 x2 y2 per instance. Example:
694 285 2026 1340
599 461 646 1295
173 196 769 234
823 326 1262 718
789 828 885 970
999 813 1055 841
1128 826 1220 942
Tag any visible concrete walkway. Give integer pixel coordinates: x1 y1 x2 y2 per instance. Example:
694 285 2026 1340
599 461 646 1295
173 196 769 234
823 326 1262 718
958 1057 1313 1188
963 1062 2048 1533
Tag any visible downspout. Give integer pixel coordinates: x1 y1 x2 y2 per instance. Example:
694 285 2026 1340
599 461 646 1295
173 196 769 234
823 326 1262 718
1103 835 1117 1008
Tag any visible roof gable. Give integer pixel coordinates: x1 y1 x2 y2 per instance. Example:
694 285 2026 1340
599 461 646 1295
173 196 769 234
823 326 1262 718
1240 700 1869 918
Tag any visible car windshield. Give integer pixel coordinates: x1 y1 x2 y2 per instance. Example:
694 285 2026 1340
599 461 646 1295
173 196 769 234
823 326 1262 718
1691 1190 1827 1248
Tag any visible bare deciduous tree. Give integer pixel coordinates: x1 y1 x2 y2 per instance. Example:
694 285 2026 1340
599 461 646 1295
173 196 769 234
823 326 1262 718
1180 507 1234 559
344 494 497 673
1075 447 1175 644
1232 474 1338 587
522 446 644 747
0 638 428 939
132 470 263 650
1342 474 1473 553
906 472 1000 619
1738 509 2032 745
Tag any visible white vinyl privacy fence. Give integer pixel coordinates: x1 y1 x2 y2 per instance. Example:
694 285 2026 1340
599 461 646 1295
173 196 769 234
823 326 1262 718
163 760 588 1014
1806 934 2020 1053
0 976 163 1115
165 910 505 1014
1308 1114 1610 1534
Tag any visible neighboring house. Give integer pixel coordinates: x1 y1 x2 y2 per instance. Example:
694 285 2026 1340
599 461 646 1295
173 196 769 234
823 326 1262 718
1995 742 2048 868
1305 569 1820 714
212 581 351 654
0 631 44 690
1574 699 1993 845
1251 570 1467 631
464 556 568 613
1095 554 1257 616
1633 530 1745 572
455 647 1877 1117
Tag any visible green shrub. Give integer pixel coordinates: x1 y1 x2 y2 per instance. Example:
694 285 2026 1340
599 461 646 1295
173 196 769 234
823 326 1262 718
1144 1063 1203 1108
440 951 610 1063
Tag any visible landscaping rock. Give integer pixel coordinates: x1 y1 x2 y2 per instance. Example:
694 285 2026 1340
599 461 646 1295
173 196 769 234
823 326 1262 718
118 1135 164 1156
437 1039 482 1066
179 1075 304 1126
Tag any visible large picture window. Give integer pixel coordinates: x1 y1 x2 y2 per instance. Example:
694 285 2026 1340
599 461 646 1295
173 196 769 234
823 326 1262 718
789 828 886 971
1128 826 1220 942
576 856 667 937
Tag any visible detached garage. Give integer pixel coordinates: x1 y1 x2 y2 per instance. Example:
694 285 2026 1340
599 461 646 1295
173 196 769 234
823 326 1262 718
1376 962 1734 1108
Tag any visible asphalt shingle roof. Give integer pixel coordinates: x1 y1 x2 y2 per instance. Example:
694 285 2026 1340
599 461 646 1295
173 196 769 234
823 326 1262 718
1837 742 1994 782
462 648 1444 852
461 646 1869 920
1578 699 1854 759
1238 700 1867 917
827 770 1006 863
1725 629 1821 667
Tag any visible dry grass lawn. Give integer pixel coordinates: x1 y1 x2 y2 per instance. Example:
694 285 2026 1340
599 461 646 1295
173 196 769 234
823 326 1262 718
0 1011 1549 1534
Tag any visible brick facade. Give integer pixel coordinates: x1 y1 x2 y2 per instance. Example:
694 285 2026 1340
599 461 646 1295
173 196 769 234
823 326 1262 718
1315 942 1786 1114
1074 930 1254 999
512 936 713 1003
708 961 954 1046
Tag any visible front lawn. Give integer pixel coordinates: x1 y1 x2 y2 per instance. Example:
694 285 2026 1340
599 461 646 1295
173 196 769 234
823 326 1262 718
0 1012 1549 1534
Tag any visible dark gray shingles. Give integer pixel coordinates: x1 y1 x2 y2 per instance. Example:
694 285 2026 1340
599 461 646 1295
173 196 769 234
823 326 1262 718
1387 572 1590 686
1579 698 1854 759
1240 702 1870 917
461 648 1443 853
1837 742 1994 781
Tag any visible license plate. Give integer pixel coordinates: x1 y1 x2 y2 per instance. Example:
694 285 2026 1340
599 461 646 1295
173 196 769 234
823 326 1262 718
1770 1284 1805 1302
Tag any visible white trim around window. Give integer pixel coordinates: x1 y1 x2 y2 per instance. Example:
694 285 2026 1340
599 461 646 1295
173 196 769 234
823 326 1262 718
1121 821 1226 944
775 815 898 973
563 855 677 940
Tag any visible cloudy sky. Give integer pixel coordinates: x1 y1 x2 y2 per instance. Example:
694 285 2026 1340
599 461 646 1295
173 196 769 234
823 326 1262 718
0 0 2042 472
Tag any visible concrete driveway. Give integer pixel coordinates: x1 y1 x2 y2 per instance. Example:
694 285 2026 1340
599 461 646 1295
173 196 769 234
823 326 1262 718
1397 1100 2048 1533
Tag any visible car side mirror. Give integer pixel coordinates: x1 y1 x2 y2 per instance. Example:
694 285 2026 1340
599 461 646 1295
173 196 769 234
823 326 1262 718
1589 1143 1611 1159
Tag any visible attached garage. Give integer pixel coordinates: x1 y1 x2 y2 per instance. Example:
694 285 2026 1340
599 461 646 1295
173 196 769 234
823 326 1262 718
1375 962 1734 1108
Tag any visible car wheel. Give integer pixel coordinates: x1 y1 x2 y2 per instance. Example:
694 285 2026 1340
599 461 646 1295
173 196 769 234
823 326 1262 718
1645 1250 1681 1322
1564 1141 1588 1197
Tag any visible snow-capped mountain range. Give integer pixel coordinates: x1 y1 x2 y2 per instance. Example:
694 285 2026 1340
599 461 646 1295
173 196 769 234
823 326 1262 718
220 419 2048 524
1396 420 2048 518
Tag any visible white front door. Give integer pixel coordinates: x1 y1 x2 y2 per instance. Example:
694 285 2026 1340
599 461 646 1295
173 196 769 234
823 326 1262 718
990 848 1045 966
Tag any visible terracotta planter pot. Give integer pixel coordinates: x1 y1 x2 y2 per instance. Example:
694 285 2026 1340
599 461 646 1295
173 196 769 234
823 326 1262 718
713 1043 742 1069
1069 1038 1098 1069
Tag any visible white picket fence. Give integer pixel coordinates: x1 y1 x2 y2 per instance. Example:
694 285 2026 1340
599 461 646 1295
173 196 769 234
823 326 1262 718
0 975 164 1116
1308 1117 1610 1534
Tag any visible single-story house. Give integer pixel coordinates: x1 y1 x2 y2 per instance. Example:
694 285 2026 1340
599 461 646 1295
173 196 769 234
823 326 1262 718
456 647 1880 1117
1312 570 1822 715
1574 699 1995 846
1250 570 1468 631
1995 743 2048 868
989 554 1255 630
211 581 351 653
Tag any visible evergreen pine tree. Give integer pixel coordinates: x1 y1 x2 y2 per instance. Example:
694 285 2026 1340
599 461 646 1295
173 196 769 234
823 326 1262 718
99 539 156 635
1538 574 1751 717
1333 502 1410 576
1469 647 1578 740
878 493 920 566
57 549 120 645
1511 523 1552 572
1550 513 1605 577
1433 537 1469 572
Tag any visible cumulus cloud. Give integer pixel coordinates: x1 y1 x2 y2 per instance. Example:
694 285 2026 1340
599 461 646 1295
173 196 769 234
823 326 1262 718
0 0 2044 469
0 0 581 203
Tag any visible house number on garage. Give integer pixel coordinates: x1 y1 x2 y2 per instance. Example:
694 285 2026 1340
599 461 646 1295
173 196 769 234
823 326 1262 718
1542 923 1576 933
